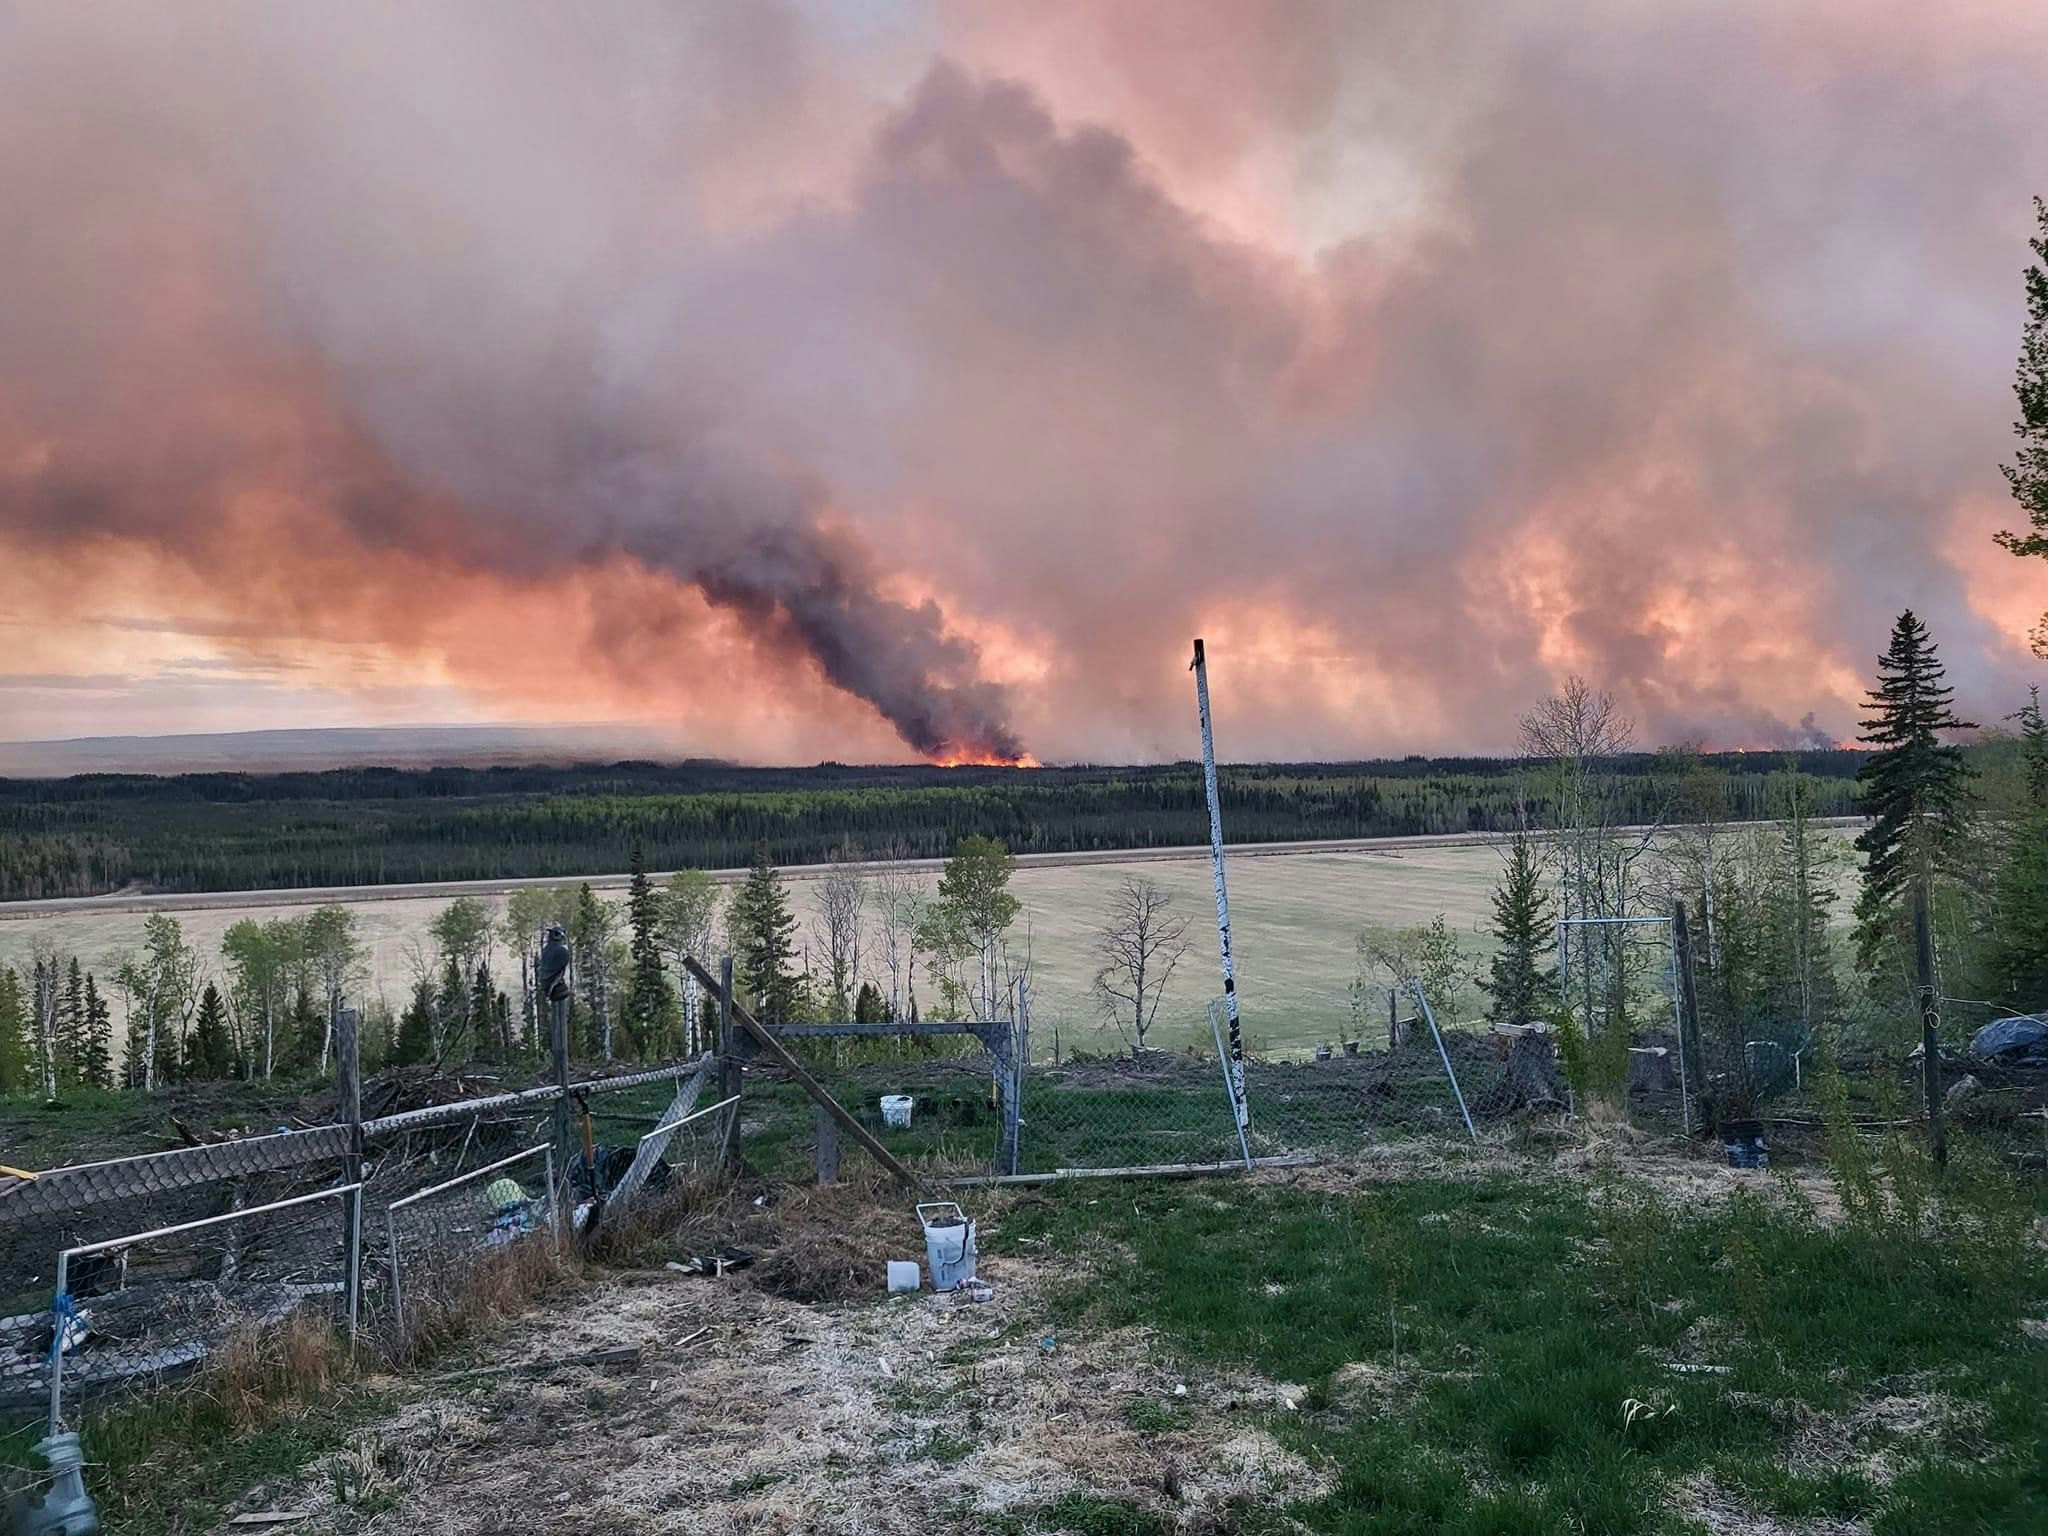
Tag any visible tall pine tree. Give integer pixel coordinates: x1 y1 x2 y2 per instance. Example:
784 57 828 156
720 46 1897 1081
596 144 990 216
1482 825 1556 1027
59 958 85 1087
729 843 801 1024
1995 198 2048 657
79 974 114 1090
185 983 234 1080
1852 611 1976 974
625 841 672 1058
0 967 29 1097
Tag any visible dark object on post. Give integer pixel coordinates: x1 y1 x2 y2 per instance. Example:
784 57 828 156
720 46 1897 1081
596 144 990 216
1968 1014 2048 1066
537 926 572 1002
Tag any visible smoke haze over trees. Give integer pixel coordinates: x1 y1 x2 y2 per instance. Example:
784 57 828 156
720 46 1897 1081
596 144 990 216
0 4 2042 763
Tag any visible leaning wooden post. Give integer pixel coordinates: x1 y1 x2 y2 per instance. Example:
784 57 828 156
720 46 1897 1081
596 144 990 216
717 955 741 1173
335 1007 363 1339
1913 882 1947 1168
1671 901 1703 1134
683 956 917 1186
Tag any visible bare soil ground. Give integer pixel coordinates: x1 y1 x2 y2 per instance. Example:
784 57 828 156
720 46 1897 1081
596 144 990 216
253 1245 1324 1534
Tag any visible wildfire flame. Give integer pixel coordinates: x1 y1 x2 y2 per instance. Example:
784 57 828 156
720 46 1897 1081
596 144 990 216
930 749 1041 768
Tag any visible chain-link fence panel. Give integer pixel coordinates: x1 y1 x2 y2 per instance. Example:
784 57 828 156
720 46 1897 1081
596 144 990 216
739 1046 1006 1182
2 1134 354 1419
378 1146 554 1343
38 1183 359 1434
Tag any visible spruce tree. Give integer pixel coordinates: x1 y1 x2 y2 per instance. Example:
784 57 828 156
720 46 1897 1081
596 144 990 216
625 841 672 1057
1987 805 2048 1008
0 967 29 1097
1995 198 2048 657
436 957 469 1060
1852 611 1977 973
470 963 500 1062
59 957 85 1086
2012 684 2048 810
79 975 114 1090
186 983 234 1080
854 980 889 1024
1482 825 1556 1027
390 981 435 1067
729 843 801 1023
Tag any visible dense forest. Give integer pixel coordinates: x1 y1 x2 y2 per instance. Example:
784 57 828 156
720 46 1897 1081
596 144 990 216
0 752 1873 900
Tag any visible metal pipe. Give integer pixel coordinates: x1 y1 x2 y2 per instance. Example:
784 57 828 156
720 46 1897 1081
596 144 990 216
1191 638 1251 1140
386 1145 549 1214
47 1249 69 1432
636 1096 741 1146
1410 983 1478 1143
385 1206 404 1339
1210 1000 1255 1170
347 1186 363 1343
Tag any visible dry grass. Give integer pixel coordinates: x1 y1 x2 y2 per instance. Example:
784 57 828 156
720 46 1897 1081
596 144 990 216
200 1311 348 1431
381 1224 581 1367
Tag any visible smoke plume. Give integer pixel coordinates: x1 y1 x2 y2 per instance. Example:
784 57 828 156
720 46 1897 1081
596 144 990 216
0 2 2043 760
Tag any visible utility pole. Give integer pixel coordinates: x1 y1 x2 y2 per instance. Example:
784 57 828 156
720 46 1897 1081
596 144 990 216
1191 638 1250 1140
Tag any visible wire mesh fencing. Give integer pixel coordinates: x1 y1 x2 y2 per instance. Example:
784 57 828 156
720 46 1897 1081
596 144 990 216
1 1132 354 1417
378 1146 553 1342
39 1183 361 1434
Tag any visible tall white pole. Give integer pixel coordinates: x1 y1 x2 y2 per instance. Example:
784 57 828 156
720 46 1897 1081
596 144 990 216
1192 639 1251 1137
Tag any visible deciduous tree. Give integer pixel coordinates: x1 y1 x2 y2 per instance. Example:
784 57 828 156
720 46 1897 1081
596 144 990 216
1090 876 1191 1052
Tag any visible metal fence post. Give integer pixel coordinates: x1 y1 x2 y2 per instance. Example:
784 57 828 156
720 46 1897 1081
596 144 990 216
1409 983 1478 1143
717 956 741 1172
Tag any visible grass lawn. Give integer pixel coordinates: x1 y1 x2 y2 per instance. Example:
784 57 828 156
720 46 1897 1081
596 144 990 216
990 1164 2048 1534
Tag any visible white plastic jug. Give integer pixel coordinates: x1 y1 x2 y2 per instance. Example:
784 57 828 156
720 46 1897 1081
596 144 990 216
880 1094 914 1129
917 1202 977 1292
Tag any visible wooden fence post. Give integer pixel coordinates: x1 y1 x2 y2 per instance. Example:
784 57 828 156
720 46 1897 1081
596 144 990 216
1671 900 1705 1124
1913 883 1947 1168
814 1105 840 1185
335 1007 363 1336
550 994 572 1164
717 956 741 1172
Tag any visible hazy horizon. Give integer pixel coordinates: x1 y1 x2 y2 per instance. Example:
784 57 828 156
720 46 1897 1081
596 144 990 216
2 4 2043 763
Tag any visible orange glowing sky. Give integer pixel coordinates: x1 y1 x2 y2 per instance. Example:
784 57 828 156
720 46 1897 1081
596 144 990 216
1 1 2044 764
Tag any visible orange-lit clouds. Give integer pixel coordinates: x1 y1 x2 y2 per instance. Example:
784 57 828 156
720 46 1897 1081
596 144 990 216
1 1 2045 763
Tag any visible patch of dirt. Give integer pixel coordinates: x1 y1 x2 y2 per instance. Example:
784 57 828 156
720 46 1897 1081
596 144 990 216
257 1248 1326 1533
1679 1472 1870 1536
1786 1386 1990 1488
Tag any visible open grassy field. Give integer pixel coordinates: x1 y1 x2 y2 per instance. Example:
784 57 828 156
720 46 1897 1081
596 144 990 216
0 832 1858 1062
0 843 1518 1058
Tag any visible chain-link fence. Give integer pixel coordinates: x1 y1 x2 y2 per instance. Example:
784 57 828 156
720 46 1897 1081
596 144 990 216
379 1146 553 1341
39 1182 360 1435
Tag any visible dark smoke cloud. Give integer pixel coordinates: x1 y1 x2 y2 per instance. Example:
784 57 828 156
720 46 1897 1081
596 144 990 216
0 2 2043 760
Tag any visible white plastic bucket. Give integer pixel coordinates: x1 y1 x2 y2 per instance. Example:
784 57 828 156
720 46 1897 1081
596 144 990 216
880 1095 914 1129
917 1202 977 1292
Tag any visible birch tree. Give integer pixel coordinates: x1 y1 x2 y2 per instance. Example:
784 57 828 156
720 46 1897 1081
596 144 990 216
812 843 867 1022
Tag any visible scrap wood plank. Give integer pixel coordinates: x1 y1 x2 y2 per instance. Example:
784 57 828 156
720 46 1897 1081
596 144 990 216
228 1514 312 1527
682 956 917 1187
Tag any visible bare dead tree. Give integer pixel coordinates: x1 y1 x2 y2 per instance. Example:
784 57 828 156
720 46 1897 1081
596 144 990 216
1519 677 1660 1037
1091 877 1192 1053
869 840 924 1023
812 842 868 1020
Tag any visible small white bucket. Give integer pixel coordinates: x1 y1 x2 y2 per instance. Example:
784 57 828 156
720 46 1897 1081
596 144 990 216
880 1095 914 1129
917 1202 978 1292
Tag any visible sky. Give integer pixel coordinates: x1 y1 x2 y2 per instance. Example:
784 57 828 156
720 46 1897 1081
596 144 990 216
1 1 2044 764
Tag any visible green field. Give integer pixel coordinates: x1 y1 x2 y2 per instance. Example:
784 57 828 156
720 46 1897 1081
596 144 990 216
0 833 1859 1064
